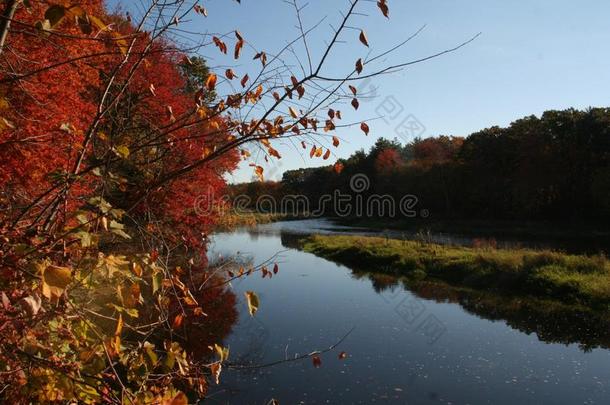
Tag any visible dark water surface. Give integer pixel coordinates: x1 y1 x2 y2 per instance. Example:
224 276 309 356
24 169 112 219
205 220 610 404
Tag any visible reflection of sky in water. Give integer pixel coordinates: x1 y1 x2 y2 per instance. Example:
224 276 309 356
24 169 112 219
206 222 610 404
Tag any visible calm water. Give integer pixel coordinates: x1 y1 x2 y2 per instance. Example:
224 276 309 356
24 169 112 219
205 220 610 404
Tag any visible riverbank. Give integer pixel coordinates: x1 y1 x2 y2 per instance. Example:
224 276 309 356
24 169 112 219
301 235 610 309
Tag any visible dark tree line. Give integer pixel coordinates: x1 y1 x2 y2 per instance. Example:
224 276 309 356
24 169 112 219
230 107 610 223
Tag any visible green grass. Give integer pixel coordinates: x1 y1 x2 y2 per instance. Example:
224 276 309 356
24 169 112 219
301 235 610 309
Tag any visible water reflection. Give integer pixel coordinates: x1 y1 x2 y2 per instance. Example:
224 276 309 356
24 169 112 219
205 222 610 404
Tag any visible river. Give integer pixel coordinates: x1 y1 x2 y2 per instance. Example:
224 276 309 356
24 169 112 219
205 220 610 404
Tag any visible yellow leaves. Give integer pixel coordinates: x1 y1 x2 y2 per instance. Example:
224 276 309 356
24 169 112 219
377 0 390 18
351 98 360 110
210 343 230 362
332 136 340 147
117 282 143 309
205 73 217 91
114 314 123 336
359 30 369 47
315 147 323 158
225 69 237 80
288 106 299 119
244 291 259 316
39 262 72 302
115 145 130 159
360 122 370 135
355 58 364 74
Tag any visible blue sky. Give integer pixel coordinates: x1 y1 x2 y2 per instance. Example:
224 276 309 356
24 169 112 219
108 0 610 183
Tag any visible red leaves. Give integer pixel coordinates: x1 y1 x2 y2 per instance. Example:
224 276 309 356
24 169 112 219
213 36 227 54
334 162 345 174
240 74 249 88
355 58 364 74
351 98 360 110
312 355 322 368
338 351 348 360
234 31 244 59
332 136 340 147
359 30 369 47
225 69 237 80
377 0 390 18
360 122 370 135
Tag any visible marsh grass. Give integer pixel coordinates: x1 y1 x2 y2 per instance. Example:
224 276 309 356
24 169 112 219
301 235 610 309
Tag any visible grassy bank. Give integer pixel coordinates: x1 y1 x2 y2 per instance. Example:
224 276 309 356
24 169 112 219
301 235 610 309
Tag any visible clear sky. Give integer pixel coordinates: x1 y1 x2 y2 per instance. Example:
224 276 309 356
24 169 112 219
108 0 610 183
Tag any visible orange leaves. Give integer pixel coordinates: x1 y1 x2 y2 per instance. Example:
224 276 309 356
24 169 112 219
268 147 281 159
253 165 264 181
210 362 222 385
377 0 390 18
332 136 340 147
253 51 268 67
288 106 299 119
355 58 364 74
205 73 217 91
240 74 249 88
359 30 369 47
212 36 227 54
334 162 345 174
309 145 316 158
323 149 331 160
225 69 237 80
360 122 370 135
234 31 244 59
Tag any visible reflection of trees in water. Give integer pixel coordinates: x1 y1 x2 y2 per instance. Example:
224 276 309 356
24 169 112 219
182 271 239 360
293 235 610 352
405 277 610 352
414 280 610 352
